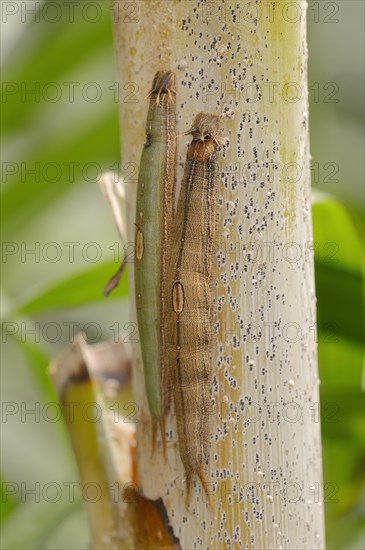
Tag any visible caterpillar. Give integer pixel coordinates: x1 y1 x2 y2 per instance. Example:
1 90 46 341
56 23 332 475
134 71 176 451
167 113 221 503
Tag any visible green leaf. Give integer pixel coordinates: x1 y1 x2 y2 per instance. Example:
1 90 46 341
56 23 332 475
313 196 364 343
313 194 363 273
16 262 129 317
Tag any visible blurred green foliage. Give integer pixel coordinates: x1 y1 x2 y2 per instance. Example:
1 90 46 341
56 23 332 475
1 1 363 548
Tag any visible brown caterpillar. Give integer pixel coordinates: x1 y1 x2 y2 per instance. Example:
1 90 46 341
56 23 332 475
167 113 221 504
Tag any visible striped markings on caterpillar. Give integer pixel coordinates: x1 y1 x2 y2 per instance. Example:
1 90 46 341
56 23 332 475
167 113 222 505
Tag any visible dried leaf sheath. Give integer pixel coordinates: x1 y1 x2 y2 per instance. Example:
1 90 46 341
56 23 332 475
167 113 221 502
134 71 176 446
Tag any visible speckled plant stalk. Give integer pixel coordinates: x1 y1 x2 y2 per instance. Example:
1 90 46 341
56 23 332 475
113 1 325 548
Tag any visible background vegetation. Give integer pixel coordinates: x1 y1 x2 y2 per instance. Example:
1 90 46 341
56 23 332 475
1 1 363 548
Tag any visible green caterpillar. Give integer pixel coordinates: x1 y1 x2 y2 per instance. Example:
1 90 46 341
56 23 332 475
134 71 176 451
